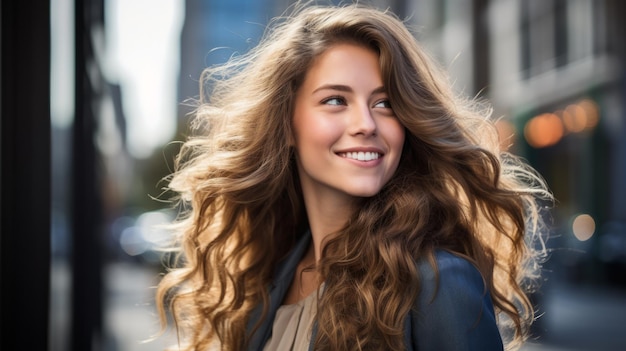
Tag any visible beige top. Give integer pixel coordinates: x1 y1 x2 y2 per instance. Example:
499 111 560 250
263 290 318 351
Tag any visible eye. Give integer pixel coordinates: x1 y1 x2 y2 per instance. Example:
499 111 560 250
374 99 392 109
321 96 346 106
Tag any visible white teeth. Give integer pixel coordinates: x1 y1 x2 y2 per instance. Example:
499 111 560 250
341 152 380 161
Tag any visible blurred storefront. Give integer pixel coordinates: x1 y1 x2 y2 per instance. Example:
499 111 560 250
486 0 626 288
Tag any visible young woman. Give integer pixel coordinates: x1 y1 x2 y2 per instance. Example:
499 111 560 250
156 4 552 350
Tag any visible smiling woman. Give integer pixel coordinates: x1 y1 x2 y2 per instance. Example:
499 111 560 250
290 43 407 298
155 4 552 351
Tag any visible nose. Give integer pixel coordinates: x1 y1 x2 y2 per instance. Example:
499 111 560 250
348 104 377 137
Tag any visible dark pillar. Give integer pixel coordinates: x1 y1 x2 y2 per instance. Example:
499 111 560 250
472 0 491 96
0 1 52 350
71 0 104 349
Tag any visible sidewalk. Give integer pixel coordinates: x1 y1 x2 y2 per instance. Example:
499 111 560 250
104 262 177 351
520 282 626 351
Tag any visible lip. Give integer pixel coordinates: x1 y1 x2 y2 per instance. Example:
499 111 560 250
334 146 385 155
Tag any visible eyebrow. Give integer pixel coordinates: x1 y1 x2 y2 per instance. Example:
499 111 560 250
312 84 387 95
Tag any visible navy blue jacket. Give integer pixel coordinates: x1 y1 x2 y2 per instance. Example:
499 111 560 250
246 232 504 350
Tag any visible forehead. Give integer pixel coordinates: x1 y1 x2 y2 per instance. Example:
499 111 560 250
300 43 383 90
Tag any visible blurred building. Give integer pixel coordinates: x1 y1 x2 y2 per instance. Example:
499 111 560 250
178 0 287 117
486 0 626 286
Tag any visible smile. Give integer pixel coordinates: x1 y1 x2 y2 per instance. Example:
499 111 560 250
338 151 381 161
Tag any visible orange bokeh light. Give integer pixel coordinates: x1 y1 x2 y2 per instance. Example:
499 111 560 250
562 105 587 133
572 214 596 241
579 99 599 129
523 98 599 148
524 113 564 148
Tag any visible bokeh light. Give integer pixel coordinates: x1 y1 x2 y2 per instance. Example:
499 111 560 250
579 98 600 129
523 98 600 148
524 112 564 148
572 214 596 241
562 105 587 133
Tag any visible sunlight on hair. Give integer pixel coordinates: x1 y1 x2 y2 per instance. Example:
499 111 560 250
495 119 516 151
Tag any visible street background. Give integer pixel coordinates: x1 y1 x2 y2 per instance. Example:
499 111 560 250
50 258 626 351
40 0 626 350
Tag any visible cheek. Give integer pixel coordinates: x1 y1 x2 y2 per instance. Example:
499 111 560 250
382 119 406 154
294 113 342 150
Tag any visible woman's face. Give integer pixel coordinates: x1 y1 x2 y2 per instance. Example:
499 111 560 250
292 43 405 204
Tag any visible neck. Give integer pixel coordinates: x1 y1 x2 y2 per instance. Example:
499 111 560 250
301 190 355 262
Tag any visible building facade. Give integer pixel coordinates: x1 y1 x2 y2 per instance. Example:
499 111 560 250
487 0 626 285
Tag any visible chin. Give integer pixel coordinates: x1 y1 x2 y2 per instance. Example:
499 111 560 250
347 187 384 198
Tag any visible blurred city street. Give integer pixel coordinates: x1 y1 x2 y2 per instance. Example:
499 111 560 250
22 1 625 351
521 284 626 351
104 262 178 351
98 261 626 351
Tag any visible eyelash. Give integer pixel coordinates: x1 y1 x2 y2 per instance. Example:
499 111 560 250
321 96 392 109
321 96 346 106
374 99 392 108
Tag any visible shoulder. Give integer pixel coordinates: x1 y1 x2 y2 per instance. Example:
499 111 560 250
415 250 492 323
408 250 503 351
417 250 487 298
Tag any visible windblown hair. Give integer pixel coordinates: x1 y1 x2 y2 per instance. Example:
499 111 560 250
155 3 552 351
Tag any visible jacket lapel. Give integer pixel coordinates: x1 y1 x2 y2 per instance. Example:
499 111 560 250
246 231 311 350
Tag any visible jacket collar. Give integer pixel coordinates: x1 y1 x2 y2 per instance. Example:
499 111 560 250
245 231 312 350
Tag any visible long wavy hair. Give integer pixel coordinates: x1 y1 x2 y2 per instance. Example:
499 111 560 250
155 3 552 351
